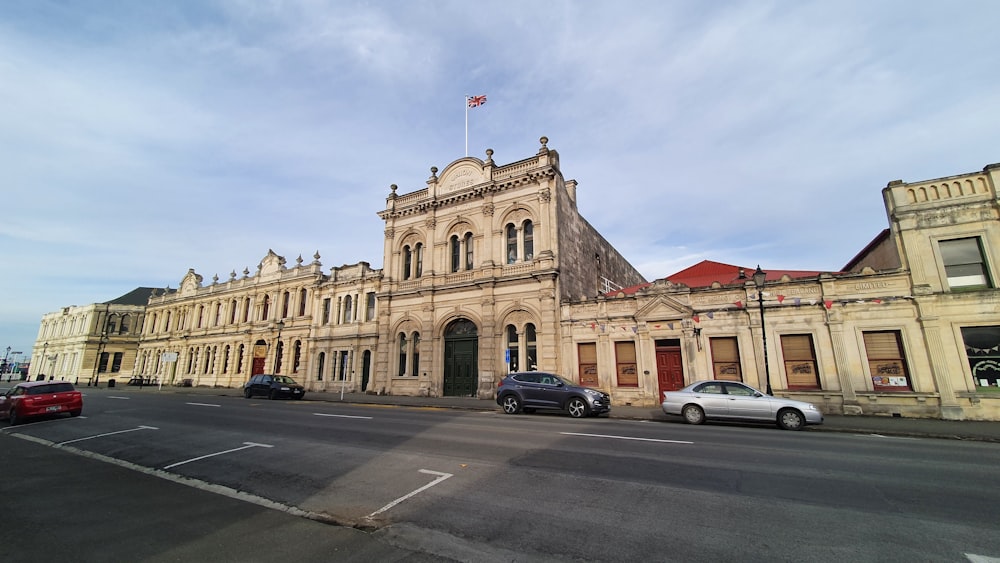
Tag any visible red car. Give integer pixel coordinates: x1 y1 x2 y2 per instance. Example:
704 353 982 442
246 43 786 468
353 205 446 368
0 381 83 425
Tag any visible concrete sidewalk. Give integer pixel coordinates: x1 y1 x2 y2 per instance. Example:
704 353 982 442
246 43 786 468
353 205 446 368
86 382 1000 443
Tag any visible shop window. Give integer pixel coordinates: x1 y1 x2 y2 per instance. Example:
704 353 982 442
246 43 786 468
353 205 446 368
615 341 638 387
864 331 912 391
780 334 820 389
940 237 992 290
710 337 742 381
578 342 598 387
961 326 1000 391
339 350 348 381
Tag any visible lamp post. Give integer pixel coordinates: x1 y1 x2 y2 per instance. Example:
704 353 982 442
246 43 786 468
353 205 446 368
273 320 285 373
41 342 48 380
752 265 773 396
2 346 9 377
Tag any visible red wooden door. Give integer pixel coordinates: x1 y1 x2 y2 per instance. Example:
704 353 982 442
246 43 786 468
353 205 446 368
656 348 684 400
252 357 266 376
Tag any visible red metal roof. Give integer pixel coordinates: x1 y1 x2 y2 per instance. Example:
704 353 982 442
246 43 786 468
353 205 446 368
602 260 832 297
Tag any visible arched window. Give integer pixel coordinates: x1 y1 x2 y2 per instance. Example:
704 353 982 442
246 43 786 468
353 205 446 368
281 291 290 318
261 295 270 321
230 300 238 324
464 233 474 270
523 220 534 261
293 340 302 373
411 332 421 376
214 303 222 326
243 298 251 323
119 315 130 334
507 324 519 372
223 345 231 373
344 295 353 324
450 235 461 272
398 333 408 376
415 243 423 277
237 344 245 374
403 245 412 280
275 341 284 373
525 323 537 370
506 224 518 264
299 288 307 316
317 352 325 381
366 292 376 321
197 305 204 328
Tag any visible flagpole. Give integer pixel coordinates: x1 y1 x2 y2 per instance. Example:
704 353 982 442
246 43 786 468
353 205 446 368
464 96 469 156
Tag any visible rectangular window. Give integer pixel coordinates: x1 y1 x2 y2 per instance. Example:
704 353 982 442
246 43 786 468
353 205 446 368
940 237 991 290
615 341 638 387
578 343 598 387
322 298 331 325
98 352 110 373
863 331 912 391
366 292 376 321
780 334 820 389
710 337 742 381
961 326 1000 391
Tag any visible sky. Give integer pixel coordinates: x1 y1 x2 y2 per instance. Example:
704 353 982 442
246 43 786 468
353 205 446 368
2 0 999 361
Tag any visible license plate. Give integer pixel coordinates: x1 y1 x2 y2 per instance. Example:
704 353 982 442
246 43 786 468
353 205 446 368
46 406 62 412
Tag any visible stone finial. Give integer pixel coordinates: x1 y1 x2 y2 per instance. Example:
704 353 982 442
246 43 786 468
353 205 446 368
538 136 549 154
230 270 237 280
313 251 321 264
212 274 219 284
429 166 438 181
296 254 303 266
243 267 250 278
485 148 494 164
389 184 398 199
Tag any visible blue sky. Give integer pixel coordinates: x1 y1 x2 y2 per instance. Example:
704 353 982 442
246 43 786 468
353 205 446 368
2 0 998 361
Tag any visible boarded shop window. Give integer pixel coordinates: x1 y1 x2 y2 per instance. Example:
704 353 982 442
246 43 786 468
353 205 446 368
578 343 598 387
940 237 992 290
615 341 638 387
710 337 742 381
780 334 820 389
961 326 1000 390
863 331 912 391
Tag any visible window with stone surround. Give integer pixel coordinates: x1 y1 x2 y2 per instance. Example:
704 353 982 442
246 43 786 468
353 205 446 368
940 237 992 290
863 330 912 391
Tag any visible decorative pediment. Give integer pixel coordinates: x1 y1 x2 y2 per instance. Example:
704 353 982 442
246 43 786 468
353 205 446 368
178 269 202 296
635 295 693 321
259 249 287 276
438 159 486 194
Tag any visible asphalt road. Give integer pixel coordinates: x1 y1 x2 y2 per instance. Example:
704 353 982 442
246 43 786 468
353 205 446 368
3 391 1000 562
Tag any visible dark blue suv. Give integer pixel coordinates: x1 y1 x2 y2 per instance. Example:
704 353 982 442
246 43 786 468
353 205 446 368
496 371 610 418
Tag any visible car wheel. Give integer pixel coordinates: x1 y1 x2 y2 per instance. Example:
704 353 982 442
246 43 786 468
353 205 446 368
777 408 805 431
567 397 589 418
500 395 522 414
269 389 279 400
682 404 705 425
244 388 253 399
8 407 19 426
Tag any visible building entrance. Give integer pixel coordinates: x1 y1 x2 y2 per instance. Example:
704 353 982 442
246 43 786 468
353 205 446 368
443 319 478 396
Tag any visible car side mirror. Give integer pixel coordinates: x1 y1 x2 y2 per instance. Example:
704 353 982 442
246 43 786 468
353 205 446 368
754 392 763 398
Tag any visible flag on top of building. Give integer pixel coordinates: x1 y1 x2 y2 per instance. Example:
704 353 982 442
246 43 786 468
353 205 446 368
467 94 487 108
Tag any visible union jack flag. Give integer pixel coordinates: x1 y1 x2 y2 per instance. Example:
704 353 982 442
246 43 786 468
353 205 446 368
467 94 487 108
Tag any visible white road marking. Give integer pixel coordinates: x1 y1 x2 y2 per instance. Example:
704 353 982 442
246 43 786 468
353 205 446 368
186 402 221 408
163 442 274 470
859 433 919 440
313 413 373 420
108 396 130 400
57 425 159 446
560 431 694 445
366 469 454 519
966 554 1000 562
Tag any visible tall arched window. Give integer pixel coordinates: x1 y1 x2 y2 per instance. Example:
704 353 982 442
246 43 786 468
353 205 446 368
506 224 518 264
366 292 376 321
398 333 408 376
525 323 537 370
243 297 251 323
403 245 412 280
119 315 130 334
261 295 270 321
237 344 245 373
223 345 231 373
506 325 519 372
343 295 353 324
230 300 238 324
317 352 325 381
197 306 204 328
464 233 474 270
523 220 534 261
411 333 421 376
281 291 290 318
214 303 222 326
415 243 423 277
450 235 461 272
293 340 302 373
298 288 307 316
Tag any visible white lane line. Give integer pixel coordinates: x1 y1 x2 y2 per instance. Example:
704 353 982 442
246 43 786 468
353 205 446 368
186 402 221 408
313 413 373 420
163 442 274 470
58 425 159 446
560 432 694 445
366 469 454 519
108 396 130 400
966 554 1000 562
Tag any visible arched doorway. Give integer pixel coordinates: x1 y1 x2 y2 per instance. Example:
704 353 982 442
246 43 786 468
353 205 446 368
443 319 478 396
361 350 371 392
252 339 268 375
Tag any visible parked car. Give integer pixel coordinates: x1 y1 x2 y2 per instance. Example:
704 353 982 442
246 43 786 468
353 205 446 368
497 371 611 418
661 380 824 430
243 374 306 400
0 380 83 425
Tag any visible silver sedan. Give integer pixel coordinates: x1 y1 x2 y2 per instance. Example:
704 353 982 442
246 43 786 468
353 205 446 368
662 380 824 430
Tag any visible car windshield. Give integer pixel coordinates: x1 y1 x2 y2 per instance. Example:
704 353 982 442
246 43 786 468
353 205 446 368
274 376 298 384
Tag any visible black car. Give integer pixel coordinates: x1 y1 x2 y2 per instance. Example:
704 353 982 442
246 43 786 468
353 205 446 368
243 374 305 400
496 371 610 418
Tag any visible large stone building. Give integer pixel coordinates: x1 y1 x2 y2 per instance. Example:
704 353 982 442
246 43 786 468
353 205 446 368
27 138 1000 419
28 287 157 385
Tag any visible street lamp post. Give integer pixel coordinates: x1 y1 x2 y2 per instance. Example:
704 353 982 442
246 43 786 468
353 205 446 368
41 342 48 380
2 346 9 378
752 265 773 396
273 320 285 373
